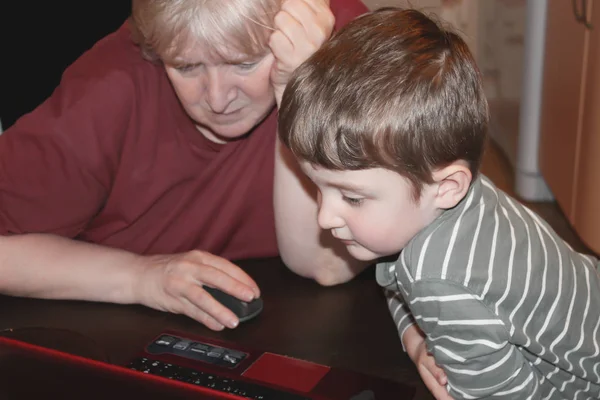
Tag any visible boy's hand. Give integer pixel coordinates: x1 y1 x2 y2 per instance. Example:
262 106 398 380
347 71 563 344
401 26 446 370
403 325 453 400
413 339 453 400
268 0 335 104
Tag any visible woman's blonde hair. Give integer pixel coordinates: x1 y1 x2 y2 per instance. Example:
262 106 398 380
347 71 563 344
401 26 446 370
130 0 282 63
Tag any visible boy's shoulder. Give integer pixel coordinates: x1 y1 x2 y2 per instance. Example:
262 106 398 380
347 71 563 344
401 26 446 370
396 172 597 297
402 174 490 263
396 175 516 289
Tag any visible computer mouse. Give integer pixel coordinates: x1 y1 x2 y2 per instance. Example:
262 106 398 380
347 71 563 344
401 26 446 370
203 286 263 323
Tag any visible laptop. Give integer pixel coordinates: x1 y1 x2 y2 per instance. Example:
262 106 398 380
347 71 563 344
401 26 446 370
0 329 415 399
0 334 234 400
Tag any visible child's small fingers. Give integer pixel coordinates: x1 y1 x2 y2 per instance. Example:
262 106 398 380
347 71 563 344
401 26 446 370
423 359 447 385
437 372 448 385
433 366 447 384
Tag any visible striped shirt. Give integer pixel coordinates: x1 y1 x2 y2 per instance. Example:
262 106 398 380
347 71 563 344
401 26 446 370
377 175 600 399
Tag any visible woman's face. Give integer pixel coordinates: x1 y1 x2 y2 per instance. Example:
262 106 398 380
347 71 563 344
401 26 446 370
164 40 276 143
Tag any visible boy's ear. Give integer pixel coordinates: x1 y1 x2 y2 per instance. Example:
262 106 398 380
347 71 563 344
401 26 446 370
431 161 472 210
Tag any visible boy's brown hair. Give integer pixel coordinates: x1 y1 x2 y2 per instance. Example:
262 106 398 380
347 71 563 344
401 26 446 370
278 7 489 199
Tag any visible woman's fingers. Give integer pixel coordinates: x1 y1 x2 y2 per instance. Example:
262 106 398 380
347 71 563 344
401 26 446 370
135 251 260 330
186 251 260 299
269 0 335 91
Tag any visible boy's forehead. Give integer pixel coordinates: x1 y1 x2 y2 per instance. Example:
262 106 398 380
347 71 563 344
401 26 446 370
299 161 327 177
300 162 386 189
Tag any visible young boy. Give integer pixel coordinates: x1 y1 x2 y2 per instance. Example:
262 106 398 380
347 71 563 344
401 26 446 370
278 7 600 400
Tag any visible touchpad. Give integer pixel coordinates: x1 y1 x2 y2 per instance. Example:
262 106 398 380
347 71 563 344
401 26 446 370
242 352 330 393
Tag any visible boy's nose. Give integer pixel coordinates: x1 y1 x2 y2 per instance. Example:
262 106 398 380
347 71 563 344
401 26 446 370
317 204 344 231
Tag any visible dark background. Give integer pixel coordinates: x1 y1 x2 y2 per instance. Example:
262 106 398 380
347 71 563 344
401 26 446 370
1 2 132 130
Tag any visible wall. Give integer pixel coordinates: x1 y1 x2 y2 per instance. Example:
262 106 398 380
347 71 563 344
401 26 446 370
362 0 527 166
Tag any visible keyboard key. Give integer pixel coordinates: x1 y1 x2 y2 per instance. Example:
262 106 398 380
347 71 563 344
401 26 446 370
154 335 177 346
173 340 191 351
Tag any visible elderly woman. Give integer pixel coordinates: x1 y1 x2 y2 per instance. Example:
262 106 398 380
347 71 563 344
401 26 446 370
0 0 368 330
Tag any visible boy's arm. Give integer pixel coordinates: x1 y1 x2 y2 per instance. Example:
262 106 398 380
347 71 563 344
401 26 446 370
404 324 453 400
385 288 418 349
387 289 452 398
410 281 541 400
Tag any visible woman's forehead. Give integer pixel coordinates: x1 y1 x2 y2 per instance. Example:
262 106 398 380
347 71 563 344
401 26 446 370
164 21 271 64
169 36 269 64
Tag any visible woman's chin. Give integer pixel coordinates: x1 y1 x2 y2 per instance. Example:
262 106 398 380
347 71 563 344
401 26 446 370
197 111 272 143
196 121 255 143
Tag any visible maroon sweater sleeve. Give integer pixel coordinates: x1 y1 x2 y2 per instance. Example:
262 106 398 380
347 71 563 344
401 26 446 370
0 46 134 237
331 0 369 30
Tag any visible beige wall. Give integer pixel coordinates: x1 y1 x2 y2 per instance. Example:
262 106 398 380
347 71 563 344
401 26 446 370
360 0 527 166
362 0 441 10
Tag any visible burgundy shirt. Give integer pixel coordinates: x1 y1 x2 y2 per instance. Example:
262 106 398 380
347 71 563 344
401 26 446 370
0 0 368 260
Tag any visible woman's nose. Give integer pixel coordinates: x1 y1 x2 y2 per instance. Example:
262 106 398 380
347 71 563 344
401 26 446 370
205 68 236 113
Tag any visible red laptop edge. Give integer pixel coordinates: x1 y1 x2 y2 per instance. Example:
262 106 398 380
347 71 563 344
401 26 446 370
0 330 415 400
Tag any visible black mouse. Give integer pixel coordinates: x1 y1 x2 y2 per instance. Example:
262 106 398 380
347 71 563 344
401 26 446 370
203 286 263 323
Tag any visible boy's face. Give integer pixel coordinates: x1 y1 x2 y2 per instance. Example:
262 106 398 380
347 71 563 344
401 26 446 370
300 162 442 261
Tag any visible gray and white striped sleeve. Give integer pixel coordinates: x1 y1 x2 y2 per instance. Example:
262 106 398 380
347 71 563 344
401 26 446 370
410 280 541 399
377 261 416 349
384 289 416 350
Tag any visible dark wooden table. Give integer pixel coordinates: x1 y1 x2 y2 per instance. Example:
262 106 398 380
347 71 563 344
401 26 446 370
0 257 433 399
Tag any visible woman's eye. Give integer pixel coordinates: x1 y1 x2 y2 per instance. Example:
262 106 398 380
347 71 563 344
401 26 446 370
343 196 364 206
175 64 199 73
237 62 258 70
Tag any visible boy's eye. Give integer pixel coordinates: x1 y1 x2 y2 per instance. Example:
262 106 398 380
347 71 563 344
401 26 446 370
343 196 364 206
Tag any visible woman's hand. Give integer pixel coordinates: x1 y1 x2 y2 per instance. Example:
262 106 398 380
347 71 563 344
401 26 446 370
403 325 453 400
133 250 260 331
269 0 335 103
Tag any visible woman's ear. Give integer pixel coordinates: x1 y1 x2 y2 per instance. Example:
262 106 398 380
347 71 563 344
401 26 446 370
431 161 472 210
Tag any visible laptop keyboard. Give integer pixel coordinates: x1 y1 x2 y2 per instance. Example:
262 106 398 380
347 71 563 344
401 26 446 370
127 356 311 400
